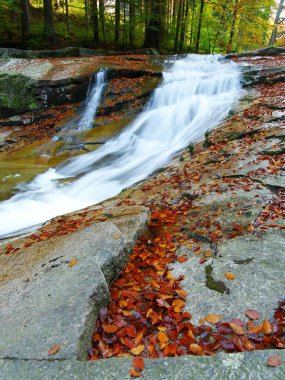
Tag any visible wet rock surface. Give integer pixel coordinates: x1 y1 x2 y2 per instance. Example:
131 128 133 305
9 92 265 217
0 52 284 378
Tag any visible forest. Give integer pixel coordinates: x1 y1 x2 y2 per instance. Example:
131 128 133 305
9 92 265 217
0 0 283 53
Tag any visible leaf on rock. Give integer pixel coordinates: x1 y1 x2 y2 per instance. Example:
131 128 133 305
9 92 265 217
178 256 188 263
205 314 223 324
68 258 77 268
129 367 142 377
132 357 145 370
48 343 61 356
230 323 244 335
131 345 145 356
225 272 236 280
263 319 273 335
245 309 260 320
267 355 282 367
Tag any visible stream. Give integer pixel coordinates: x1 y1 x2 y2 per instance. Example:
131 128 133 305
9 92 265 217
0 54 242 238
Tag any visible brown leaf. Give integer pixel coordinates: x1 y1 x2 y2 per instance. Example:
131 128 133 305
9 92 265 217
48 343 61 356
267 355 282 367
205 314 223 324
244 309 260 320
132 357 145 370
131 345 145 356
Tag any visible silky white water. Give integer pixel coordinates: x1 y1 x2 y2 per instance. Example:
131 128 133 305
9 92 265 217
0 55 242 238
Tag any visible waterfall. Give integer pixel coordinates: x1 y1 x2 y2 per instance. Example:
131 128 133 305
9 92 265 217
77 69 107 131
0 55 242 238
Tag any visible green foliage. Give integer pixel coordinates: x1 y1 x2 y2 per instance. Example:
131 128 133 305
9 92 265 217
187 143 195 156
203 130 212 148
0 0 277 52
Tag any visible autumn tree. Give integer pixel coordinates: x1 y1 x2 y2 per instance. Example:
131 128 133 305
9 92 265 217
269 0 285 45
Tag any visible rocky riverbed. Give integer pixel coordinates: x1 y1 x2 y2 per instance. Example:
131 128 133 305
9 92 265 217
0 48 284 379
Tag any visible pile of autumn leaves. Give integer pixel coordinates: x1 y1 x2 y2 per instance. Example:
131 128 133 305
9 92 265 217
89 204 284 372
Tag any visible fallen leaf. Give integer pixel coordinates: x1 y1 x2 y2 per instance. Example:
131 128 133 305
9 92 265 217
205 314 223 324
68 258 77 268
158 331 169 343
112 234 121 239
225 272 236 280
102 323 119 333
245 309 260 320
189 343 203 354
132 357 145 370
230 323 244 335
263 319 273 335
178 256 188 263
131 345 145 356
267 355 282 367
129 367 141 377
48 343 61 356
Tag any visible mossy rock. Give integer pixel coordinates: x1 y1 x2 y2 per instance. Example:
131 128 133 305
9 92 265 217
0 73 39 116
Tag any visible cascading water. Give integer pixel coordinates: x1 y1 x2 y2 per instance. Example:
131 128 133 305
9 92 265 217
77 69 107 131
0 55 242 238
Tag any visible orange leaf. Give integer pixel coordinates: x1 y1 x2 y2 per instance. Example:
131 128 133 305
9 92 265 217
129 367 141 377
189 343 203 355
48 343 61 356
132 357 145 370
178 256 188 263
248 323 263 335
69 258 77 268
102 323 119 333
158 331 169 343
205 314 223 324
225 272 236 280
263 319 272 335
267 355 282 367
131 345 145 356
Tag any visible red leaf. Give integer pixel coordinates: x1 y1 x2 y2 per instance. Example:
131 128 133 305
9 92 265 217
267 355 282 367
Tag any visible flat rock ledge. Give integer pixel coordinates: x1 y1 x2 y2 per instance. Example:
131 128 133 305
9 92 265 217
0 350 284 380
0 205 149 362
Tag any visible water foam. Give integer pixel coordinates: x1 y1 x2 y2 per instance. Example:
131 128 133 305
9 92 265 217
0 55 242 238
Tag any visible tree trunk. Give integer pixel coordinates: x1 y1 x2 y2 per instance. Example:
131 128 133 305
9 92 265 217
144 0 161 48
195 0 205 53
179 0 189 52
227 0 239 53
20 0 30 48
129 0 135 46
269 0 285 45
43 0 55 42
174 0 183 52
85 0 89 31
65 0 70 33
114 0 120 43
93 0 100 43
99 0 106 44
190 0 196 45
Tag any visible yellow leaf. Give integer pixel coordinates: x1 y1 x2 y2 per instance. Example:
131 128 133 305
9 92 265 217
205 314 223 324
112 234 121 239
230 323 244 335
69 258 77 268
131 345 145 356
